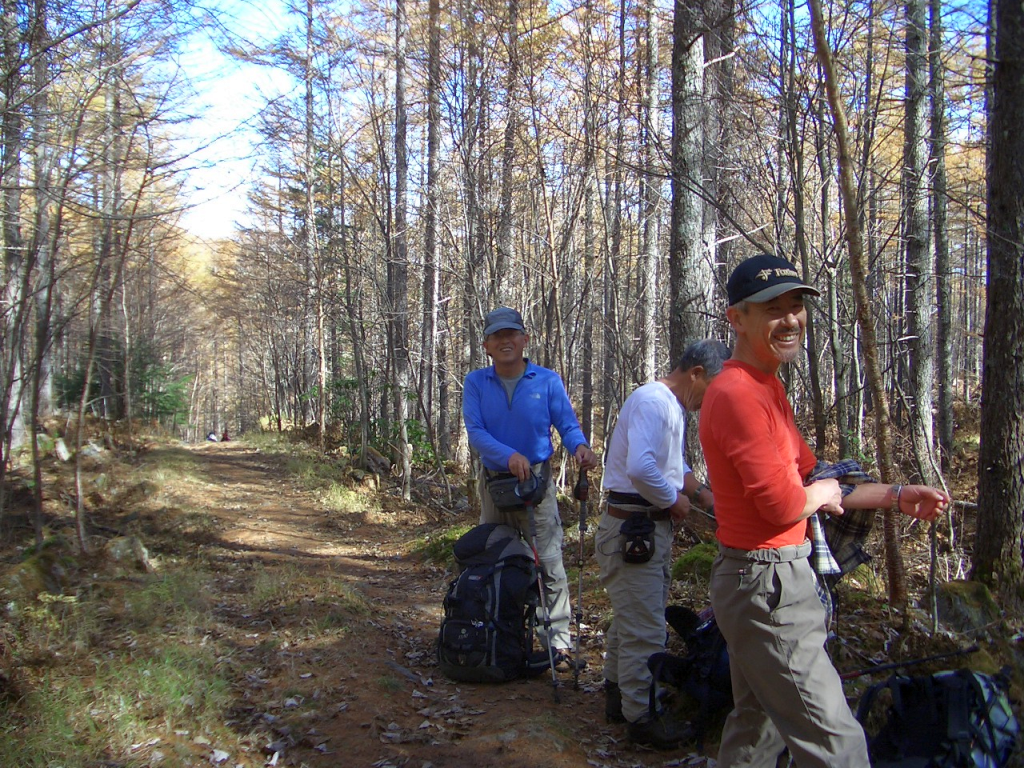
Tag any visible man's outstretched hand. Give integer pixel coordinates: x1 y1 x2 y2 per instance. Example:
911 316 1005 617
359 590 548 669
897 485 950 522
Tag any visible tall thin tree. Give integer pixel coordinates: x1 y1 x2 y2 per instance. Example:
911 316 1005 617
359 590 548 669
973 0 1024 603
903 0 938 484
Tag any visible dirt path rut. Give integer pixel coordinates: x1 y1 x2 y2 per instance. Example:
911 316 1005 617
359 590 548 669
169 443 711 768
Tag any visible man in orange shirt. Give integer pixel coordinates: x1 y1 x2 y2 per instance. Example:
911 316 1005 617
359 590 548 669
699 254 950 768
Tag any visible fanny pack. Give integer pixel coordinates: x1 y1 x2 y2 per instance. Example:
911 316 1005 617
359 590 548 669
485 461 550 510
620 513 656 564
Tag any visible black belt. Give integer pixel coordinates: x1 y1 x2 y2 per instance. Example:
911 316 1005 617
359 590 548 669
607 505 671 521
607 490 650 506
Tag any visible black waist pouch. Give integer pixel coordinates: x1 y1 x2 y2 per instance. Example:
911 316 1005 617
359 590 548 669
620 513 656 563
485 462 549 510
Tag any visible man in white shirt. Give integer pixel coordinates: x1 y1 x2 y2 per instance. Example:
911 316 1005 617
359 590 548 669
597 339 728 749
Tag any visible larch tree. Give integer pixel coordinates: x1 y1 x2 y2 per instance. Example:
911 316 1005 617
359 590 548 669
421 0 441 453
637 0 658 382
807 0 910 609
903 0 939 485
392 0 412 498
929 0 953 468
973 0 1024 603
669 0 710 365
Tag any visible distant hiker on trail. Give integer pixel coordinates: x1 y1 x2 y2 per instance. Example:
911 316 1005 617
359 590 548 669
221 429 230 442
597 338 727 750
699 253 950 768
206 431 218 442
462 306 599 674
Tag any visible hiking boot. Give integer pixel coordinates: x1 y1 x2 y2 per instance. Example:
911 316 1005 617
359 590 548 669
627 712 695 751
604 680 626 724
552 649 587 674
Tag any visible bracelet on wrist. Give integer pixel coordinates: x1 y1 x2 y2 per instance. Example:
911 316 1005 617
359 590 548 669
890 484 903 513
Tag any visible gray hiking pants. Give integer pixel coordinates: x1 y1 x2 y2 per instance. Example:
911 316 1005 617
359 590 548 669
710 541 869 768
595 510 674 723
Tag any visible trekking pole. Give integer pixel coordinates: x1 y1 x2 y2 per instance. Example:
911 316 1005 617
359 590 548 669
839 644 979 681
572 471 589 691
519 474 560 703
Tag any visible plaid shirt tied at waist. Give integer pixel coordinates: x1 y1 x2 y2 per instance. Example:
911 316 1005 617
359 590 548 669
804 459 877 576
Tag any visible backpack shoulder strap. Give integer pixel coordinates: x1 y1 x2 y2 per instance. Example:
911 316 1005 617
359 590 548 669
856 674 912 729
855 677 886 725
940 670 973 763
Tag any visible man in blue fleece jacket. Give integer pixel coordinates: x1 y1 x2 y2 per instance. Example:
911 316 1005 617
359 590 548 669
463 306 599 671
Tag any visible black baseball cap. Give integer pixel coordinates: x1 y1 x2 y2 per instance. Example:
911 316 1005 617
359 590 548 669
483 307 526 336
727 254 821 306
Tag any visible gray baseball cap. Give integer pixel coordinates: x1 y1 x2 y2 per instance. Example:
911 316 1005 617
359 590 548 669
483 307 526 336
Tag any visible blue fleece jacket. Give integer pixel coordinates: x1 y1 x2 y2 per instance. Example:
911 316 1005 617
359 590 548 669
462 360 588 472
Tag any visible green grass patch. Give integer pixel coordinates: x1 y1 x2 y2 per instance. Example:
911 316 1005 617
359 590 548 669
319 482 380 515
12 591 96 658
244 430 293 453
672 542 718 584
0 632 234 767
247 563 370 621
284 454 348 488
122 570 212 631
250 563 302 607
840 563 884 599
408 523 475 566
141 446 203 484
98 646 233 732
376 674 405 693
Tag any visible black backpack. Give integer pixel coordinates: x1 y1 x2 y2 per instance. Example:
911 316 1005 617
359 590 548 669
648 605 733 744
437 524 547 683
856 667 1019 767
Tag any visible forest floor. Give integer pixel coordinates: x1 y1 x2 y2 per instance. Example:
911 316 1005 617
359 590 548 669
155 440 644 768
1 432 1021 767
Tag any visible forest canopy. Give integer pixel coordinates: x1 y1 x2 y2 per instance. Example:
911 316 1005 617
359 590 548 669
2 0 1021 599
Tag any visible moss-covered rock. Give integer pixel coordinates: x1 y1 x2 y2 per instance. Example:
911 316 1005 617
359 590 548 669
0 537 76 603
932 580 1003 635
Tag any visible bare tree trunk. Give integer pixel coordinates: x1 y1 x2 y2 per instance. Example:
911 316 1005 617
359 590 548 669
784 0 825 450
603 0 627 444
28 0 54 542
300 0 327 452
496 0 519 298
393 0 411 498
972 0 1024 603
638 0 658 380
31 0 53 423
903 0 938 485
462 0 484 378
929 0 953 469
808 0 908 609
669 0 711 367
1 0 31 468
712 0 736 343
421 0 441 434
814 79 852 458
95 15 131 423
339 166 369 471
580 0 597 442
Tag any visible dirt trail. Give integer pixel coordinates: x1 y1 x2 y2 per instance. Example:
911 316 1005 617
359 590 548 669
173 442 712 768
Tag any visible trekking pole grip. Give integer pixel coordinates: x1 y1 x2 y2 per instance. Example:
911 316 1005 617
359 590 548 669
574 472 589 503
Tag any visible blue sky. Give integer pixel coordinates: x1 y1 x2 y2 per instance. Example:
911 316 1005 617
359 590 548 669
178 0 292 240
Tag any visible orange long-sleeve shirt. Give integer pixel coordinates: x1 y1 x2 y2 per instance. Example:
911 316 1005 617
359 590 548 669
699 360 816 550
